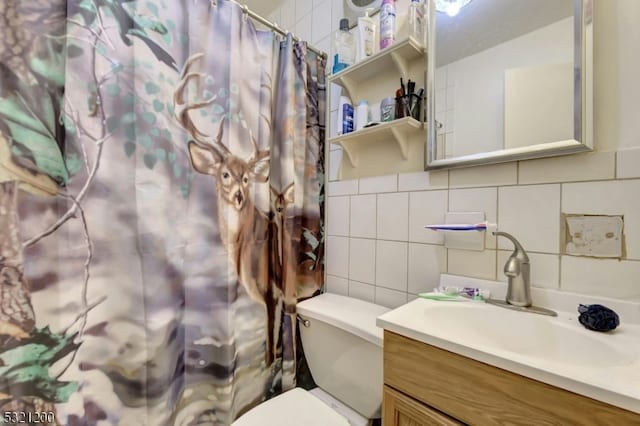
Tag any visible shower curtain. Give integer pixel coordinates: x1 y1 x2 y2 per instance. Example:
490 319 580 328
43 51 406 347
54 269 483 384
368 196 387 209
0 0 326 424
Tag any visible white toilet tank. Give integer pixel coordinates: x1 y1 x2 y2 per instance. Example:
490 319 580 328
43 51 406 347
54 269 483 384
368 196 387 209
297 293 390 419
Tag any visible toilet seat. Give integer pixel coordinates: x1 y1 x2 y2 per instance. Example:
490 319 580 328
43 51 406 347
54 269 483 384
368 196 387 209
232 388 351 426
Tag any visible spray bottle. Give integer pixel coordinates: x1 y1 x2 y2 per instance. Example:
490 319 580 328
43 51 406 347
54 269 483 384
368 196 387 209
379 0 396 50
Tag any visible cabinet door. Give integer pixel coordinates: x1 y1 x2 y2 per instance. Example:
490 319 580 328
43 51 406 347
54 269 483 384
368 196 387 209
383 386 464 426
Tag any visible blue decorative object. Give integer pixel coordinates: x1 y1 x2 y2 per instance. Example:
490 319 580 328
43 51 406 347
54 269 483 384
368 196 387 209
578 304 620 332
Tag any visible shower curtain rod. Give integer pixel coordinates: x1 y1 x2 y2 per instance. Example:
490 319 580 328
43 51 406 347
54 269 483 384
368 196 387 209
214 0 328 59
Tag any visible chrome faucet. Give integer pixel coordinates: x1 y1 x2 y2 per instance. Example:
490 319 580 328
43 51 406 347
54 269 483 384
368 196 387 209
488 231 556 316
493 231 531 307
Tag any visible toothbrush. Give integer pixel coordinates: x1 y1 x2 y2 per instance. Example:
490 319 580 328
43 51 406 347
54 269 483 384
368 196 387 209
423 222 497 232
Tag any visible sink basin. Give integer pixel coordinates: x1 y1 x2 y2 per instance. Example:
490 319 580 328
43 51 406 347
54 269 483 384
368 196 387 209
376 274 640 414
422 303 638 368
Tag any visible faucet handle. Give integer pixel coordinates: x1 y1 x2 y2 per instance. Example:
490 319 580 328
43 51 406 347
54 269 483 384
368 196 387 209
492 231 529 262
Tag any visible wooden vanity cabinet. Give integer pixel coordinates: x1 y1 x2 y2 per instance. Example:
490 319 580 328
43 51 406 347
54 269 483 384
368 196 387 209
382 331 640 426
384 385 463 426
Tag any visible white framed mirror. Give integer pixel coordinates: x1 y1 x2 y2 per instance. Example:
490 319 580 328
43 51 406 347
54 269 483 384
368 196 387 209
425 0 593 170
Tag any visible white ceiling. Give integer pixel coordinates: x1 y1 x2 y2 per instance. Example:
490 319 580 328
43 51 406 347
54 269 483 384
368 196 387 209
436 0 574 66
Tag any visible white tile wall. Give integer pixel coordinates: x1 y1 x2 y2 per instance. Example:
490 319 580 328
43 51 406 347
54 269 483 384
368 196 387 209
377 192 409 241
375 240 408 291
498 184 561 253
280 0 296 31
448 248 497 281
294 12 313 45
519 151 616 184
398 170 448 191
326 275 349 296
617 147 640 179
349 280 375 303
327 195 349 236
328 179 358 196
326 236 349 277
266 0 640 304
408 190 448 244
375 287 409 309
408 243 446 294
449 163 518 188
311 0 332 43
349 238 376 284
561 256 640 299
360 174 398 194
350 194 376 238
295 0 313 21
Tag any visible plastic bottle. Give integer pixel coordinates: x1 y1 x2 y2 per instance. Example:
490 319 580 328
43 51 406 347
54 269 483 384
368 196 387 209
380 97 395 122
409 0 425 45
333 18 355 74
379 0 396 50
356 100 369 131
337 96 354 134
356 9 377 62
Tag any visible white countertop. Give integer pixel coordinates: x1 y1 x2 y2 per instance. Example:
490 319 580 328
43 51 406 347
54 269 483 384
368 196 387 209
376 276 640 414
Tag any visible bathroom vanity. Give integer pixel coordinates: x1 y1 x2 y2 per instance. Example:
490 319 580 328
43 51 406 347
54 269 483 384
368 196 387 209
381 331 639 425
377 279 640 426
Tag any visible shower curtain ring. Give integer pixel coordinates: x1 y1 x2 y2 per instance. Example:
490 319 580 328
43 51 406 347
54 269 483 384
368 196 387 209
242 4 249 22
210 0 217 8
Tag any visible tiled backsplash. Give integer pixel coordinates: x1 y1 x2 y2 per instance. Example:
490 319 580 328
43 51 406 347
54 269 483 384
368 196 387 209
326 150 640 308
261 0 640 308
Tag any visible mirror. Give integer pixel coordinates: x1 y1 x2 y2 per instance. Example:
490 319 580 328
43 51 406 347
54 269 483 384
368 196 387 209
426 0 593 170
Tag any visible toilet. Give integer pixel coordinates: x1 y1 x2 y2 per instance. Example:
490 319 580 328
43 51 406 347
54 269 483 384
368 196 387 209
232 293 390 425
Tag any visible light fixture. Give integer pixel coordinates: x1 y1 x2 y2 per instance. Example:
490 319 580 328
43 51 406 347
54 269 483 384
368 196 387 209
434 0 473 17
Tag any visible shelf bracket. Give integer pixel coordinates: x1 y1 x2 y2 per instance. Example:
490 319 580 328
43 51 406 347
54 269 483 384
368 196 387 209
338 142 359 167
390 51 408 77
390 127 409 160
339 76 356 101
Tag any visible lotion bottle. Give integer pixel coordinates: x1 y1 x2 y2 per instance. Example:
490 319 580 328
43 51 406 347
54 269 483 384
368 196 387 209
356 9 377 62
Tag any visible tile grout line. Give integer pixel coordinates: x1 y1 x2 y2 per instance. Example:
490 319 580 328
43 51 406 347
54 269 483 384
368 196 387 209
558 184 563 291
373 192 379 303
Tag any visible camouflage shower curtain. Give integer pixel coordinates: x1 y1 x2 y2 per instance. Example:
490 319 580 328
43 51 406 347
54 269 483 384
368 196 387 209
0 0 326 424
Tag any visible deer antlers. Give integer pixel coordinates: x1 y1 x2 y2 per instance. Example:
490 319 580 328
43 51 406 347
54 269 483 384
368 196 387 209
174 53 222 145
174 53 271 166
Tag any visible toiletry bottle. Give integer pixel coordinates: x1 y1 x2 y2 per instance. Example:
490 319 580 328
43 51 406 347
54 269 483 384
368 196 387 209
380 97 395 122
379 0 396 50
409 0 425 45
356 9 377 62
355 100 369 131
338 96 354 134
333 18 355 74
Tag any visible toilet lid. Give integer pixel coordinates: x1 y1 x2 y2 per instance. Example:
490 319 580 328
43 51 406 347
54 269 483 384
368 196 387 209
232 388 351 426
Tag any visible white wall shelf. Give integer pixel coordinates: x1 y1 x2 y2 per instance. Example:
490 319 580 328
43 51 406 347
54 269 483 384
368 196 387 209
328 36 425 100
330 117 424 167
